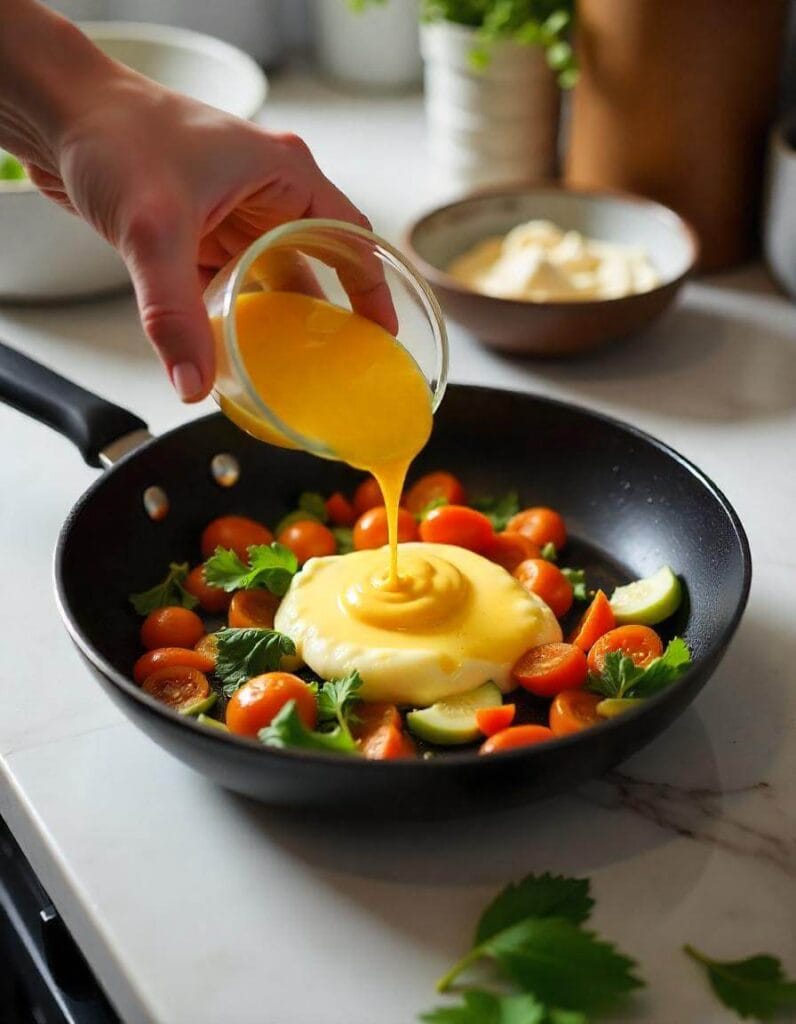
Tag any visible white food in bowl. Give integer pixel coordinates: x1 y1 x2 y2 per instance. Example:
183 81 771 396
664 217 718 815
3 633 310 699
0 22 268 302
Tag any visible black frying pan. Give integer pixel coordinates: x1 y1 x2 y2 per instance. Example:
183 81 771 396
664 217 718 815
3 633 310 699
0 341 751 817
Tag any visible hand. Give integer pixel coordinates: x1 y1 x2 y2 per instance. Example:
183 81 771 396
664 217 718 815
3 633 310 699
25 68 394 401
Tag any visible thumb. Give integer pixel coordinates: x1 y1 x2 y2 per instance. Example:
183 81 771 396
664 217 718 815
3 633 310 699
122 206 214 402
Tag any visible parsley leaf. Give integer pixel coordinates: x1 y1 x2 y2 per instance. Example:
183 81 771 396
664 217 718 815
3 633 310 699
331 526 354 554
129 562 198 616
540 542 558 562
214 627 296 695
470 492 520 531
420 989 548 1024
298 491 328 522
684 945 796 1020
561 568 588 601
203 543 298 596
588 637 692 700
259 699 358 755
316 670 364 733
485 918 642 1013
475 874 593 945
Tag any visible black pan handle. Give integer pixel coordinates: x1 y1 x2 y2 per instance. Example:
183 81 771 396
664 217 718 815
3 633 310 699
0 340 148 467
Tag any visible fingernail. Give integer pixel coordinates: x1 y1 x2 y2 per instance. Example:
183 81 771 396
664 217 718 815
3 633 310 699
171 361 203 402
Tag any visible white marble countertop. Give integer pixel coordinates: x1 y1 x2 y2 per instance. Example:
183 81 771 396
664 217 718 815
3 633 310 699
1 70 795 1024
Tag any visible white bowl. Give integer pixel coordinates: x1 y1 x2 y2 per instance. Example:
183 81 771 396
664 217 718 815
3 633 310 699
0 22 268 302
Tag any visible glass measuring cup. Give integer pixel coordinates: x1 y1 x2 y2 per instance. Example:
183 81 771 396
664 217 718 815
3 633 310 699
204 219 448 459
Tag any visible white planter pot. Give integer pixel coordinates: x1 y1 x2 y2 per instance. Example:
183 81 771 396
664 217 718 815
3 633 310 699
421 21 560 193
107 0 285 67
313 0 421 91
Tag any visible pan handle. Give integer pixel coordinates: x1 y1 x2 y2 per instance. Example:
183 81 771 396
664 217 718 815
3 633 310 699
0 340 149 468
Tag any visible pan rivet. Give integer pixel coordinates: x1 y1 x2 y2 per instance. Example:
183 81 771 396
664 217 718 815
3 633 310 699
211 453 240 488
143 486 170 522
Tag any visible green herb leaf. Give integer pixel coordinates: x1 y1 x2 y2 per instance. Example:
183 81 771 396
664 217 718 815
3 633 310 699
129 562 198 616
420 989 547 1024
298 491 328 523
588 638 692 700
331 526 354 554
470 491 520 531
214 627 296 695
259 699 358 755
316 670 364 743
684 945 796 1021
274 508 320 536
561 568 588 601
418 496 450 521
540 542 558 562
203 543 298 596
475 873 593 945
485 918 643 1014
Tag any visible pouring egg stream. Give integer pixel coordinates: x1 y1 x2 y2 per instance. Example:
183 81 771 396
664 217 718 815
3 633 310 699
129 287 691 758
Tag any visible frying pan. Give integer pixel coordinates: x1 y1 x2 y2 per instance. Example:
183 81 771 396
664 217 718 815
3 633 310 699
0 341 751 817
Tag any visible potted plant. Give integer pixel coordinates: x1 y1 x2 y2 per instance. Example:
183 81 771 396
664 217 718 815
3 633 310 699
313 0 423 92
420 1 576 192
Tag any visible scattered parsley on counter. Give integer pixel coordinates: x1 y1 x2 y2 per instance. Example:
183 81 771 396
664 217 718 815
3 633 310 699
214 627 296 695
588 637 692 700
129 562 198 616
421 989 585 1024
684 945 796 1021
203 543 298 596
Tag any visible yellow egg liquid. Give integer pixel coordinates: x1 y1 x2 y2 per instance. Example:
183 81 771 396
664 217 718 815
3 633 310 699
219 290 433 587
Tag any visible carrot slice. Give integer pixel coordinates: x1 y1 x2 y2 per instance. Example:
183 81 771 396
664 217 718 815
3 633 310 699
351 702 401 737
475 704 516 736
360 723 414 760
549 691 602 737
569 590 615 651
479 724 554 755
512 642 588 697
587 625 664 676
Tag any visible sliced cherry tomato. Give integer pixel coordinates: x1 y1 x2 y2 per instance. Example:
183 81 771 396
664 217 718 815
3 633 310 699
549 690 603 737
228 589 280 630
569 590 615 651
326 491 357 527
142 665 210 711
353 506 419 550
184 564 231 614
277 519 337 564
360 723 415 760
134 646 215 685
513 559 574 618
200 515 273 561
404 471 466 515
475 704 516 736
353 477 384 516
351 702 402 737
140 606 205 651
587 625 664 676
418 505 494 553
479 724 554 755
484 531 542 573
507 507 567 550
194 633 218 667
512 642 588 696
225 672 317 737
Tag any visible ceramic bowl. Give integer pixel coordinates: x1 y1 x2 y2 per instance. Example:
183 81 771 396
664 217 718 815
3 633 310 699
0 22 267 303
405 186 698 356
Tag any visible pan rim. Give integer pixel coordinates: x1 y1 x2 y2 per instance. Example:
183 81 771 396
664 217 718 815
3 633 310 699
53 383 752 772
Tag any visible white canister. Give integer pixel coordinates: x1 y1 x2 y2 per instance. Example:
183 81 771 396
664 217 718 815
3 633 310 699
313 0 422 91
421 21 560 194
107 0 285 67
764 110 796 301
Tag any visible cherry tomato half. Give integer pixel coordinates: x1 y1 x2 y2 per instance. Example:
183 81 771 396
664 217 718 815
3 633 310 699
587 625 664 676
512 642 588 697
134 646 215 685
549 690 603 738
142 665 210 711
227 589 280 630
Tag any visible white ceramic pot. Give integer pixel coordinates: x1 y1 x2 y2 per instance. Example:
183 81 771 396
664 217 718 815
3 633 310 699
107 0 284 67
763 110 796 301
421 21 560 193
313 0 421 91
0 22 268 303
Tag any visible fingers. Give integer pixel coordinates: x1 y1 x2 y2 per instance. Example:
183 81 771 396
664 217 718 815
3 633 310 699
309 179 399 337
121 204 214 402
